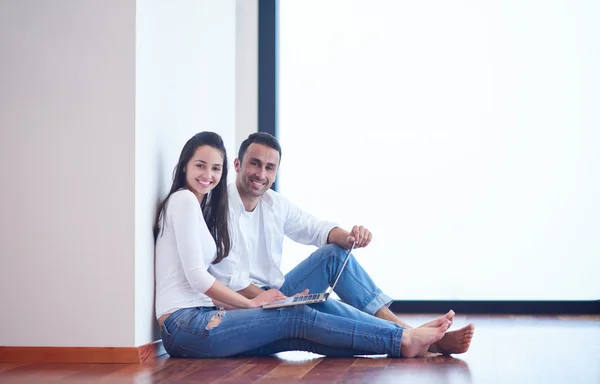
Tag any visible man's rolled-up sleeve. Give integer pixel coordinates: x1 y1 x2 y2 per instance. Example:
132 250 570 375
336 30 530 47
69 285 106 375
281 195 339 247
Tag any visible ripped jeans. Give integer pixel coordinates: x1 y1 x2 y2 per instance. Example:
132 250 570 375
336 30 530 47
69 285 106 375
160 304 404 358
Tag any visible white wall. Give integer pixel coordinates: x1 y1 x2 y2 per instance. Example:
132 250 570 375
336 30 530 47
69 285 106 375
235 0 258 154
135 0 237 346
0 0 243 348
0 0 136 347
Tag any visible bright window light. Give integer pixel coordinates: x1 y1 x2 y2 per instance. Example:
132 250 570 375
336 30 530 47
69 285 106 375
278 0 600 300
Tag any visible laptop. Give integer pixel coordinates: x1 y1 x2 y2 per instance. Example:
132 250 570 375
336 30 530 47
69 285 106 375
262 242 355 309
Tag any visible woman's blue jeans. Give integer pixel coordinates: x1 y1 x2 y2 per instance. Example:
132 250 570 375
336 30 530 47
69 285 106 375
160 244 404 357
160 304 403 358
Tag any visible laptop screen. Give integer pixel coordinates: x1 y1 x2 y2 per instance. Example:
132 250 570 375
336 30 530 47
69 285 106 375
327 242 355 294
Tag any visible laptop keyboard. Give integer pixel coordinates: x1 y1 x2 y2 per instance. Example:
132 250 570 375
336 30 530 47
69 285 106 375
292 294 320 303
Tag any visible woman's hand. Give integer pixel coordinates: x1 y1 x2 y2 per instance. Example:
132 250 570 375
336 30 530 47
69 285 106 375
205 281 286 310
249 288 286 308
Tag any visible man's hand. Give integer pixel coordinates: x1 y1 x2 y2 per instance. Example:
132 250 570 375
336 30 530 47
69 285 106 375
328 226 372 250
347 225 372 248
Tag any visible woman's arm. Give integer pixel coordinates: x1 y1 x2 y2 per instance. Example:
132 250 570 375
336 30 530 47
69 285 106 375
205 280 285 309
168 191 286 308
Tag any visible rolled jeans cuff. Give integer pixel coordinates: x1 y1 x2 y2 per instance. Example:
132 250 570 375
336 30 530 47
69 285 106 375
362 291 394 316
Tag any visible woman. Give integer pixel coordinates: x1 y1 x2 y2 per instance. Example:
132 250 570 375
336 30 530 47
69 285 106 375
154 131 450 358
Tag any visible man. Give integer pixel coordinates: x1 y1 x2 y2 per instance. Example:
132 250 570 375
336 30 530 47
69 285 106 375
210 132 474 355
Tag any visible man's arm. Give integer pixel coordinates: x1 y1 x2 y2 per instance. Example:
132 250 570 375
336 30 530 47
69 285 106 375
278 192 371 249
281 194 338 247
327 226 372 249
327 227 353 249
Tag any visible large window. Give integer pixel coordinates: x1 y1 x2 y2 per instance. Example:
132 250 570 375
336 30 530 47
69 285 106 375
277 0 599 300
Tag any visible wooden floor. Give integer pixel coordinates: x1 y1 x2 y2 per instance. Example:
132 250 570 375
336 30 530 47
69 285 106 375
1 314 598 383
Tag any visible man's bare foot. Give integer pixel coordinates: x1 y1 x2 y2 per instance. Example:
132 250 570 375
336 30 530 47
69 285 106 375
418 310 455 329
428 323 475 355
400 320 451 358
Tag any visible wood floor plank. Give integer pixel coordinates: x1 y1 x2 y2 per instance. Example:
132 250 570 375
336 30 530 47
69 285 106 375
0 363 28 374
56 363 139 383
150 358 219 383
215 357 281 383
337 356 393 384
173 357 256 384
349 357 392 368
93 362 159 384
255 356 321 383
298 358 356 383
0 362 98 383
0 315 598 384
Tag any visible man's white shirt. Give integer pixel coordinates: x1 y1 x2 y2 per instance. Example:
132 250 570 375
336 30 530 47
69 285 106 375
237 202 271 287
209 183 338 291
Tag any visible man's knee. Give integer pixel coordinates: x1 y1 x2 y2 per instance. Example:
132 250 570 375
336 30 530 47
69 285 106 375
317 243 351 265
317 243 346 259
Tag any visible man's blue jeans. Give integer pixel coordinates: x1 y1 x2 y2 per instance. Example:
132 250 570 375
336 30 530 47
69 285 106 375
280 244 394 322
160 305 403 358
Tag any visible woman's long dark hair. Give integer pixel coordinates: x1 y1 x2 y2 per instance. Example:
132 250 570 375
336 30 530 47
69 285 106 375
154 132 231 264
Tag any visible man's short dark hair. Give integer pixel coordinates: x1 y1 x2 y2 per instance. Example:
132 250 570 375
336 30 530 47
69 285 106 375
238 132 282 163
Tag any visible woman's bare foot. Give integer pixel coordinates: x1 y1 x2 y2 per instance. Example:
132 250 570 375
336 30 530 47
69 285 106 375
428 323 475 355
400 320 451 358
418 310 455 328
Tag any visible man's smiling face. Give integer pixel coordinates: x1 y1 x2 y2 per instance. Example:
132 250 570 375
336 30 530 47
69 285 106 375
235 143 280 199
